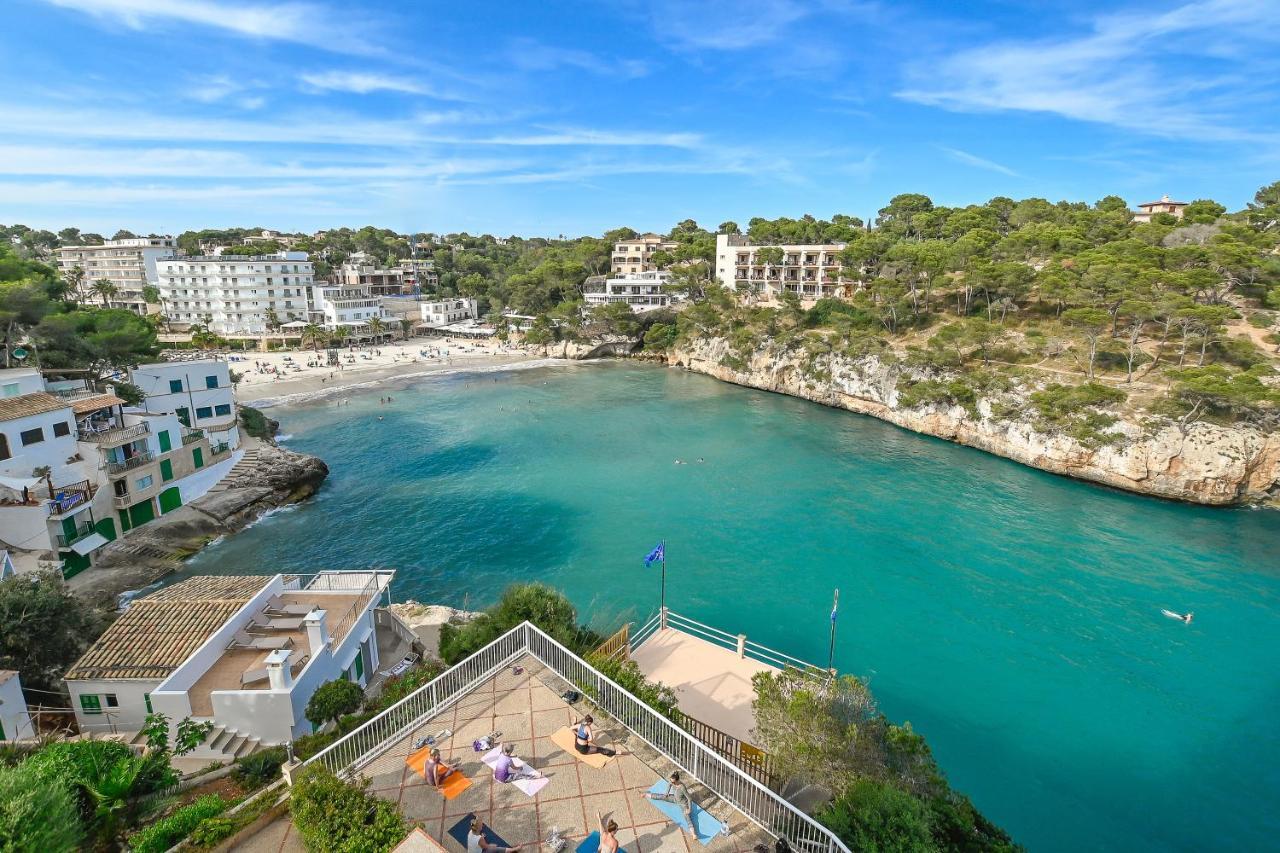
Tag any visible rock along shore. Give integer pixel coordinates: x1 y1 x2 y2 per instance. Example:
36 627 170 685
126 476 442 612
70 441 328 606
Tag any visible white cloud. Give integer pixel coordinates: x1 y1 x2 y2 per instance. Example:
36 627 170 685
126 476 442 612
42 0 381 54
186 74 266 107
506 38 650 79
299 71 439 97
646 0 812 51
897 0 1280 142
938 146 1019 178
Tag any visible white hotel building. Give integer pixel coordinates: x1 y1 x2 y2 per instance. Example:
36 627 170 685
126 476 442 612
583 271 675 312
158 252 314 335
55 237 177 314
714 233 848 299
310 283 388 336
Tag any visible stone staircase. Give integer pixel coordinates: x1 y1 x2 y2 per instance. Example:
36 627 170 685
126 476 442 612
209 447 258 492
130 723 263 762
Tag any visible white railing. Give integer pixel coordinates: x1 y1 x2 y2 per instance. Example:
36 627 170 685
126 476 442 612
633 608 828 675
301 621 850 853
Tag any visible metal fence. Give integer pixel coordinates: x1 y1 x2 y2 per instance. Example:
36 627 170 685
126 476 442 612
301 621 850 853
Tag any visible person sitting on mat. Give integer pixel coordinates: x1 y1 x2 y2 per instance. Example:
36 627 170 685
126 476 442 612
645 770 696 837
596 812 620 853
493 742 540 783
467 817 522 853
424 747 461 787
575 715 616 757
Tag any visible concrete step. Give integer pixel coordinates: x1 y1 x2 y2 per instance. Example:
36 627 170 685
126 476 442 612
205 725 230 751
223 734 247 756
233 736 261 759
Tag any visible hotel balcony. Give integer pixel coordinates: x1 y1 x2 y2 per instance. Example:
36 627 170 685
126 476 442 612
46 481 96 518
79 421 149 446
106 451 155 476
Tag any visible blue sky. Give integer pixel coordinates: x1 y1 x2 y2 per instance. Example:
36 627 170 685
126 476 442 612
2 0 1278 236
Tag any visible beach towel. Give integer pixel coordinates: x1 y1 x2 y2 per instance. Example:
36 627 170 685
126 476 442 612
481 747 550 796
405 747 472 799
644 780 725 844
447 814 512 851
548 726 613 768
576 832 625 853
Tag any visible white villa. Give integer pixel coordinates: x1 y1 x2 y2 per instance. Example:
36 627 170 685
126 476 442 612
65 571 397 757
715 233 848 299
418 297 478 329
0 362 242 577
583 270 675 312
309 283 389 337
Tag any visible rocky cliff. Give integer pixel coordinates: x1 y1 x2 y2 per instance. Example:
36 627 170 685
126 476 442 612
71 443 329 605
666 337 1280 506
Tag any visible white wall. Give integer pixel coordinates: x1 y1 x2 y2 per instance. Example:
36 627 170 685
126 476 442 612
0 674 34 740
175 449 241 505
66 678 162 735
0 407 80 483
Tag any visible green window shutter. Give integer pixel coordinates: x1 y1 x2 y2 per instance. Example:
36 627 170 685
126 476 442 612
192 447 204 469
0 719 5 740
354 649 364 680
61 516 78 539
144 694 153 714
160 459 174 482
158 430 172 452
80 694 102 715
129 499 156 528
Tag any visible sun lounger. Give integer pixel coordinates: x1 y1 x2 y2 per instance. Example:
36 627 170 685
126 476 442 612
379 653 420 679
228 631 293 651
241 667 269 686
263 615 306 630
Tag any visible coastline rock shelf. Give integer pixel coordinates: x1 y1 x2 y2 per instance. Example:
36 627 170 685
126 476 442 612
662 338 1280 507
70 443 328 604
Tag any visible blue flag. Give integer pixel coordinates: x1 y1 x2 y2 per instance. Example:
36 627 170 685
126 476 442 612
644 542 665 567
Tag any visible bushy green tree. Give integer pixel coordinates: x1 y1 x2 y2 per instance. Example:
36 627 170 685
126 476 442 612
305 679 364 731
439 583 600 664
0 570 110 696
290 764 406 853
817 779 934 853
0 761 83 852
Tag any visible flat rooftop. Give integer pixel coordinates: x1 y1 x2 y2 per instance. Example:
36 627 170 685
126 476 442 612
630 629 778 746
353 659 773 853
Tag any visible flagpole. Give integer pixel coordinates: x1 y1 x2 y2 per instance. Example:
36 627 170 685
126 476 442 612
827 588 839 673
660 539 667 628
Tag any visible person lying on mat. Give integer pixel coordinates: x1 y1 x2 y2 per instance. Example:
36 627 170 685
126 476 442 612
645 770 696 837
596 812 620 853
575 715 616 757
467 817 522 853
424 747 461 787
493 743 540 783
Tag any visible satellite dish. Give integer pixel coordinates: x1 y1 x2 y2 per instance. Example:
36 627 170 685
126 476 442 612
11 347 27 361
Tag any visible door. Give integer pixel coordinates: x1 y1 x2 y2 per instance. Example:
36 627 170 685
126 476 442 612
158 487 182 514
159 459 174 482
157 430 172 452
353 646 365 682
192 447 203 469
128 499 156 528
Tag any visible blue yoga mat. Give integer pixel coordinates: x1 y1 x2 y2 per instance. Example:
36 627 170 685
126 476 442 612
576 831 626 853
448 814 512 850
644 780 725 845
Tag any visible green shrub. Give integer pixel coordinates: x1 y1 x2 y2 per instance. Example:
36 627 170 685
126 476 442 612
187 815 240 847
896 378 977 416
292 730 339 761
0 761 83 852
438 583 601 665
233 747 287 790
643 322 678 351
1029 382 1127 447
586 653 678 718
238 405 278 440
126 794 230 853
290 764 406 853
370 659 448 711
305 679 364 730
23 739 177 817
817 778 934 853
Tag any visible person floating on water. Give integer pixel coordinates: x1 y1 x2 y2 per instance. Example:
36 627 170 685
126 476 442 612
1161 609 1193 624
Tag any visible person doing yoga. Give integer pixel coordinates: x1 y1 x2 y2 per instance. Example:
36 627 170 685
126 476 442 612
596 813 620 853
423 747 461 787
574 715 616 757
645 770 696 837
493 742 540 783
467 817 522 853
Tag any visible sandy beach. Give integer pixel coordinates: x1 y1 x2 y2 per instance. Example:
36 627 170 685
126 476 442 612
213 338 543 405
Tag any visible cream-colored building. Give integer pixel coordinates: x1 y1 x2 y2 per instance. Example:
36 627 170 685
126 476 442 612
337 254 407 296
611 233 678 274
714 233 847 299
1132 195 1189 223
158 252 314 334
55 237 177 314
398 258 438 292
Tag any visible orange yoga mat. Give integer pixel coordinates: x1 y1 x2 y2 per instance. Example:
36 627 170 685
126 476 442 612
405 746 473 799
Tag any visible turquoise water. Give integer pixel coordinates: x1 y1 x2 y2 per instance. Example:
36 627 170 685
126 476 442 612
179 362 1280 851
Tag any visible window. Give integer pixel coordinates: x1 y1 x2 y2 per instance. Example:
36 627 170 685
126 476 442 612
105 694 119 708
0 434 8 461
2 382 19 397
169 379 183 393
144 693 153 714
195 406 213 419
80 694 102 715
136 475 153 490
19 427 43 446
53 421 70 437
205 375 219 389
214 404 232 417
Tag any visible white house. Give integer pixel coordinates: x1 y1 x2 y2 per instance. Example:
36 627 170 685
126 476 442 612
56 237 177 314
128 361 240 453
309 284 388 336
65 571 394 755
714 233 848 299
158 252 314 334
0 670 34 742
418 298 477 328
583 271 675 312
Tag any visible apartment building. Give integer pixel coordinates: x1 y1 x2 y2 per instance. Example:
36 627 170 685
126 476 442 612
158 252 314 334
310 283 388 335
714 233 848 299
611 233 678 274
419 297 477 328
336 255 408 297
398 258 439 292
65 571 396 756
583 271 675 312
129 360 241 453
1132 194 1190 223
0 366 238 577
55 237 177 314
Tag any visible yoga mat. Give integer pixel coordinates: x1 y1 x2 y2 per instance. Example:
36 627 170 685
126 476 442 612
405 747 472 799
448 814 511 850
548 726 613 768
481 747 550 797
576 831 625 853
644 780 725 844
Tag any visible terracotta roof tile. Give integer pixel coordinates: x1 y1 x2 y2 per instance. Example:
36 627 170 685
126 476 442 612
71 394 125 415
0 392 69 423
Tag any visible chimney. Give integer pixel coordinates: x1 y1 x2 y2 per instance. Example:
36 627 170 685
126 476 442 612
304 609 329 656
265 648 293 690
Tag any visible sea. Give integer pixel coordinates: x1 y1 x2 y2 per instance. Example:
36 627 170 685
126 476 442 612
175 360 1280 851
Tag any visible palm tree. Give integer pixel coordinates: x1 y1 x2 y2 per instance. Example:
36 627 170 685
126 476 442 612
366 316 385 340
399 318 414 340
300 323 326 352
64 265 85 303
89 278 118 308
